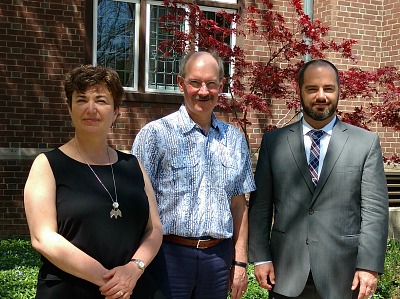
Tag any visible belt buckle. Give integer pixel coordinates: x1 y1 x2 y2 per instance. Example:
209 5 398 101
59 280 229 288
196 239 210 249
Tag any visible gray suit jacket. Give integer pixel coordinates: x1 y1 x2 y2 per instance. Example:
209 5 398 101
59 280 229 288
248 119 389 299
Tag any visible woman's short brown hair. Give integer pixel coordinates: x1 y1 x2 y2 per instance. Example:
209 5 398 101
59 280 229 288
64 65 125 109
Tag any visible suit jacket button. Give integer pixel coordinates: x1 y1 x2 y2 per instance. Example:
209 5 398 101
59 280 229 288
306 239 309 244
309 208 314 215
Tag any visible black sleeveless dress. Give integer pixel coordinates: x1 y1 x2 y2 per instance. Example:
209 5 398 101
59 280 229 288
35 149 164 299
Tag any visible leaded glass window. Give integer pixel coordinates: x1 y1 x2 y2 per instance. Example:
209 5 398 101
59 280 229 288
147 2 183 92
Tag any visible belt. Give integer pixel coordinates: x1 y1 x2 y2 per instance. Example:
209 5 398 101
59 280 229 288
163 235 224 249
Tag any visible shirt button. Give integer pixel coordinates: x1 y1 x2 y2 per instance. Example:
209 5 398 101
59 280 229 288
309 208 314 215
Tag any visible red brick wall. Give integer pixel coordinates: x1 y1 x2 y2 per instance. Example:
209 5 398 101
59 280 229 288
240 0 299 152
382 0 400 66
1 0 86 237
1 0 85 150
1 0 400 237
242 0 400 158
380 0 400 157
313 0 400 158
0 159 32 236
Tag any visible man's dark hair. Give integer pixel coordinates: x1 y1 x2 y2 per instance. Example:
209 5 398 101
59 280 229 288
298 59 340 89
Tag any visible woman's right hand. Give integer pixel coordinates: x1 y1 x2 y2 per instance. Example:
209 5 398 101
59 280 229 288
100 262 142 299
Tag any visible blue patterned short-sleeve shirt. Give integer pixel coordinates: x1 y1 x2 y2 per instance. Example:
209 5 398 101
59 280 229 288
132 105 256 238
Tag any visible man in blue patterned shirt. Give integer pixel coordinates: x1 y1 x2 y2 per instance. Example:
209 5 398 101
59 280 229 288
131 51 256 299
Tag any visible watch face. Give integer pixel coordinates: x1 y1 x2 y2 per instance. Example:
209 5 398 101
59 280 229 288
133 259 145 269
137 260 145 268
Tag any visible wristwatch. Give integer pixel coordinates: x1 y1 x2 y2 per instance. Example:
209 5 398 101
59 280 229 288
232 260 248 269
130 258 145 272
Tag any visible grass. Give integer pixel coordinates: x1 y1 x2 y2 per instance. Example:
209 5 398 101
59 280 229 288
1 237 399 299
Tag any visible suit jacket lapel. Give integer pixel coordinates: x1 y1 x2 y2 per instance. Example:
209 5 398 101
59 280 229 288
287 121 314 192
312 120 349 202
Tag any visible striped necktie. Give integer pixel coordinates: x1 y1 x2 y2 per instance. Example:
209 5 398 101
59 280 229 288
307 130 325 187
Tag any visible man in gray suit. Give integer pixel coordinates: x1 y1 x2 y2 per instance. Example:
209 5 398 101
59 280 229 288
248 59 389 299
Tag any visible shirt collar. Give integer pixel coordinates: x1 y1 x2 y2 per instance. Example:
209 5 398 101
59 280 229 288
302 116 337 136
179 104 221 134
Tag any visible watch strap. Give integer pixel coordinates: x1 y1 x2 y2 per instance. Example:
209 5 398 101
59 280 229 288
232 260 248 269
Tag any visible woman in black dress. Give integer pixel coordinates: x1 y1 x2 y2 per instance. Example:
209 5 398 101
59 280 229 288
24 65 163 299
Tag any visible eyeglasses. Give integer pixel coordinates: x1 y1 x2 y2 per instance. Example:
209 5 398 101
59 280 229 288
184 79 220 91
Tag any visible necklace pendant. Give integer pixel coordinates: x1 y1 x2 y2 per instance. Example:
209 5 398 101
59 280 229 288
74 140 120 220
110 208 122 219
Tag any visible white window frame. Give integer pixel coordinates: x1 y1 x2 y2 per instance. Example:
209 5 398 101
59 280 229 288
208 0 237 4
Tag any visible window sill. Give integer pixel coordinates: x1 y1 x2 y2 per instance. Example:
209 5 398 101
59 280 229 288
125 92 184 104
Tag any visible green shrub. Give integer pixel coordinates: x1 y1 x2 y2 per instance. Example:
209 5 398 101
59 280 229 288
1 237 400 299
0 237 40 299
374 238 400 299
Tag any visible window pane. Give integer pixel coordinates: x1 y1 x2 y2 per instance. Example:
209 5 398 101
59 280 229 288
203 9 233 93
148 4 182 92
97 0 137 88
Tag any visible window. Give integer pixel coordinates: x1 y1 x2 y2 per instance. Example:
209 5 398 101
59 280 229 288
95 0 140 91
93 0 237 95
201 6 236 94
146 1 183 92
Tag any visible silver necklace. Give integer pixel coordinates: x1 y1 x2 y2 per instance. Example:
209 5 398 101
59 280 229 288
74 139 122 219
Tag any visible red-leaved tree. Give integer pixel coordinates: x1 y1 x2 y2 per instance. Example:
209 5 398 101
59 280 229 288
158 0 400 163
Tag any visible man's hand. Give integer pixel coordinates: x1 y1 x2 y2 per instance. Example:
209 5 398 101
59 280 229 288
230 265 248 299
351 269 378 299
254 263 275 290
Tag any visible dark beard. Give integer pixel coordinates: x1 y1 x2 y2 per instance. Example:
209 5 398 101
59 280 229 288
300 96 338 121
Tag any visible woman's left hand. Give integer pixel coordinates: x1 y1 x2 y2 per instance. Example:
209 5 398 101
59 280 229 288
99 262 142 299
